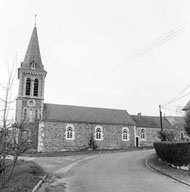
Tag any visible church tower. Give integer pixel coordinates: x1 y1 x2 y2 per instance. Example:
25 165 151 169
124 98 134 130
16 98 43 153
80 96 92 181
16 25 47 123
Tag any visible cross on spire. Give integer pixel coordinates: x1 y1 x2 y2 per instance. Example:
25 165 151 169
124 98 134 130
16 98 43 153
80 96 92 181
35 14 37 27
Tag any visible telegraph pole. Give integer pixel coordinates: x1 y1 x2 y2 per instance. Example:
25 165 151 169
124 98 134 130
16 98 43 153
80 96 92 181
159 105 163 131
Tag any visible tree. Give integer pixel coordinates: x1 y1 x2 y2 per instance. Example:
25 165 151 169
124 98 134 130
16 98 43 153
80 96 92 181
0 59 30 188
184 111 190 138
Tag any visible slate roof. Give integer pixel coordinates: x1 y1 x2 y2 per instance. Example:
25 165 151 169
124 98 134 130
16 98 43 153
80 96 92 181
21 26 45 71
130 115 173 129
165 116 185 130
43 103 135 125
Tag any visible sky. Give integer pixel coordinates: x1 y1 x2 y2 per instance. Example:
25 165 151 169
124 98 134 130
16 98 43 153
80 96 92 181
1 0 190 118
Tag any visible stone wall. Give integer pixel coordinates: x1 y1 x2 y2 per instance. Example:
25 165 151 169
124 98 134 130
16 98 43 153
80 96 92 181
136 127 188 147
38 121 135 152
136 127 160 147
25 122 39 152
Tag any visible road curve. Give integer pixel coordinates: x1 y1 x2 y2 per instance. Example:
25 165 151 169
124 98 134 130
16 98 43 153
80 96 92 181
60 150 189 192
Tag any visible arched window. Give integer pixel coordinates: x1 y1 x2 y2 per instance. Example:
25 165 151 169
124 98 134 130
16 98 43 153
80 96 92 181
33 79 39 96
25 78 31 96
34 109 38 122
95 126 103 140
122 127 129 141
140 128 146 140
180 132 184 140
65 124 75 140
23 108 27 121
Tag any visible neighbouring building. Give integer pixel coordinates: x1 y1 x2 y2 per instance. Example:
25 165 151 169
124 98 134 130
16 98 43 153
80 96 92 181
131 115 174 147
166 116 188 141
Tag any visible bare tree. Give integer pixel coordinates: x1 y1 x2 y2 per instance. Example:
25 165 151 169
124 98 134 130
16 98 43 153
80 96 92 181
0 58 30 188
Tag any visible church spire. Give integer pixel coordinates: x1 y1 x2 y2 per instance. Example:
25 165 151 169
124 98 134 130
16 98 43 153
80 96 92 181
21 25 44 71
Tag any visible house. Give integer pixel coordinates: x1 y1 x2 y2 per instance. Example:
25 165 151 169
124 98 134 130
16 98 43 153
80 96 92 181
15 25 136 152
165 116 187 141
130 115 174 147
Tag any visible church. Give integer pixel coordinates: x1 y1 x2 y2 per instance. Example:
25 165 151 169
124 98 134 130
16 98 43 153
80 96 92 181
15 25 186 152
15 25 138 152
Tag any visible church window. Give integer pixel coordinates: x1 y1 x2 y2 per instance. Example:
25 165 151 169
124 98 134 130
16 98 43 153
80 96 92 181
29 109 33 122
122 127 129 141
30 61 36 69
65 124 75 140
140 128 146 140
180 132 184 140
34 109 38 122
33 79 39 96
23 108 27 121
25 78 31 96
95 126 103 140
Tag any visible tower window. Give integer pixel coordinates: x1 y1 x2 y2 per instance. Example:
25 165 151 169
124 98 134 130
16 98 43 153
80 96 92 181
33 79 39 96
30 60 36 69
25 78 31 96
23 108 27 121
35 109 38 122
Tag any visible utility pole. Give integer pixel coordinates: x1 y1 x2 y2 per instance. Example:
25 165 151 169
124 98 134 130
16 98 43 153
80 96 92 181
159 105 163 131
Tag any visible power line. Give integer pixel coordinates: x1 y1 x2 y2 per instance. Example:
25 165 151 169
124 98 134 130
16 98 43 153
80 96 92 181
66 21 190 95
161 106 184 114
163 92 190 107
163 84 190 107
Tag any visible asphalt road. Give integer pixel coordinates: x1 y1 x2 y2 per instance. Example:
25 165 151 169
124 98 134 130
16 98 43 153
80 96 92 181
56 150 190 192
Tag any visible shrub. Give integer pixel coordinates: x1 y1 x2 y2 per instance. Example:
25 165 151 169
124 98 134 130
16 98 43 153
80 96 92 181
154 141 190 167
184 112 190 137
157 130 175 141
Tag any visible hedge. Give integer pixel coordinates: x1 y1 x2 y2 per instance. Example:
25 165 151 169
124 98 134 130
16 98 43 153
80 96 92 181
154 141 190 167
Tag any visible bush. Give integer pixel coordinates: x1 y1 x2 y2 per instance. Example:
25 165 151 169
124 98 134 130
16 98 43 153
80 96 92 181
184 112 190 137
154 141 190 167
157 130 175 141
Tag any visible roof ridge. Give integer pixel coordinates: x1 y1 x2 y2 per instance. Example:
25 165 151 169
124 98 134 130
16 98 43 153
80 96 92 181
44 103 127 111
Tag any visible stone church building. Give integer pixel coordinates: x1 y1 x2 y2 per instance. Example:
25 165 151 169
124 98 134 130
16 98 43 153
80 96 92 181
16 26 186 152
15 26 137 152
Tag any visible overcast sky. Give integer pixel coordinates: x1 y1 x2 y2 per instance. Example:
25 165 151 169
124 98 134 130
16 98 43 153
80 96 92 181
1 0 190 118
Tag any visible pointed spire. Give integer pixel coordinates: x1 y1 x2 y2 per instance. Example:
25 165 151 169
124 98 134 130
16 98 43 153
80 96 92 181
21 26 44 71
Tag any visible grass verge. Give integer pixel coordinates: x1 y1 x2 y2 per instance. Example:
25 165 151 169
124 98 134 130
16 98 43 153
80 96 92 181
21 147 153 157
148 154 190 185
0 159 45 192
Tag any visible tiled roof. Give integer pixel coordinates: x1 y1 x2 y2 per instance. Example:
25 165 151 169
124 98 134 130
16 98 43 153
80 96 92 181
130 115 173 129
43 103 135 125
165 116 185 130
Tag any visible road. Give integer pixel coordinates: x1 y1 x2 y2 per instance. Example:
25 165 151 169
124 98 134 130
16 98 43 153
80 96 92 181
51 150 189 192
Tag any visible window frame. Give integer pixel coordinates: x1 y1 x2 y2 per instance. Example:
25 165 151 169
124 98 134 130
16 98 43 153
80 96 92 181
180 131 184 140
33 78 39 96
140 128 146 140
94 126 103 141
65 124 75 140
23 108 28 121
25 78 31 96
122 127 130 141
